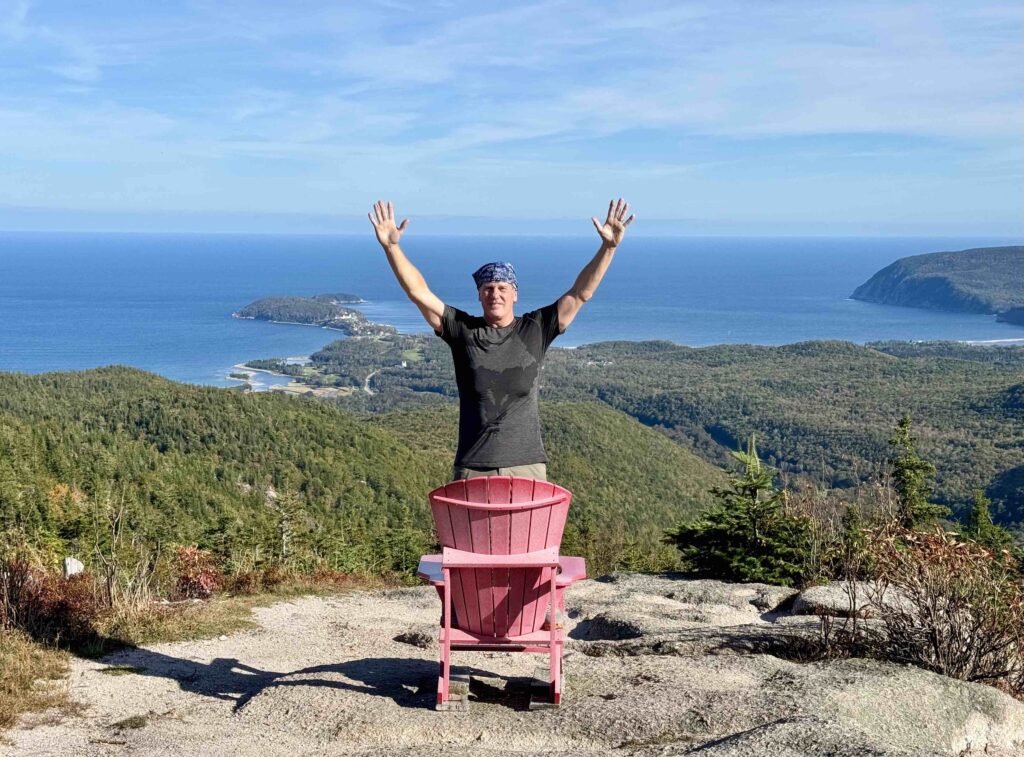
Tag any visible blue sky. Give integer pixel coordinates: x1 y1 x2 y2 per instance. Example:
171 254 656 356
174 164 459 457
1 1 1022 235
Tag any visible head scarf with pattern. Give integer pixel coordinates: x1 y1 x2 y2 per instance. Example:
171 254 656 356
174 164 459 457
472 261 518 291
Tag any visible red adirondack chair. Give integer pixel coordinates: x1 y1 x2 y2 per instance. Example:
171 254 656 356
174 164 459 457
416 476 587 709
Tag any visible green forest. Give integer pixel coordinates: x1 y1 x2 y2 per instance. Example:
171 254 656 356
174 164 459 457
0 368 723 576
276 333 1024 526
2 327 1022 580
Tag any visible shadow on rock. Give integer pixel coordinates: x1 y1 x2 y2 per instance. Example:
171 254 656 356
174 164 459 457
569 613 644 641
95 647 490 712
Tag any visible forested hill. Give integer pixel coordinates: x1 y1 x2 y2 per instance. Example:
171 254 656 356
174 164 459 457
301 334 1024 525
850 246 1024 315
0 367 724 573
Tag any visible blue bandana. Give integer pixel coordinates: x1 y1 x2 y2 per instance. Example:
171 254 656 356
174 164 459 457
472 261 518 291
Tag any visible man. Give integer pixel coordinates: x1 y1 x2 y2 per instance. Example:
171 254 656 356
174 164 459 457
368 199 634 482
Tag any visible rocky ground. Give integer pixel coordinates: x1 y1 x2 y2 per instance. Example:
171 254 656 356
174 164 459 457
5 573 1024 756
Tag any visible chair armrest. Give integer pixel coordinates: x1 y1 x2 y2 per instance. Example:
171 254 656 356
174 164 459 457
422 553 585 585
556 556 587 587
417 554 443 585
442 546 559 569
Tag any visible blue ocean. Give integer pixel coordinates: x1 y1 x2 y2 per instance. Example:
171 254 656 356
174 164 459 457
1 232 1021 388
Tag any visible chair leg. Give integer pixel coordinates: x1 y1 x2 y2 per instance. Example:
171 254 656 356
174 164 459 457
438 568 452 707
551 633 563 705
548 573 561 705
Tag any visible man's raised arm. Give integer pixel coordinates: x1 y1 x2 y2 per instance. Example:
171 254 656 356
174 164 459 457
368 200 445 332
556 198 635 333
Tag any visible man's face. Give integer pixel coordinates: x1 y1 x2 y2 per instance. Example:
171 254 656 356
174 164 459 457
478 281 518 321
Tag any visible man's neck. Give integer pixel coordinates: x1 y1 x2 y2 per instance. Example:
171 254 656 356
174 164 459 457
483 312 515 328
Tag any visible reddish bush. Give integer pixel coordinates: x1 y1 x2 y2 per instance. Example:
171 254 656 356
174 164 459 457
222 570 263 595
259 563 287 590
172 546 222 600
1 558 100 646
866 526 1024 690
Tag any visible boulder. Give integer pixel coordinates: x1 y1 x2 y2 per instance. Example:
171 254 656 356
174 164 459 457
62 556 84 578
792 581 911 618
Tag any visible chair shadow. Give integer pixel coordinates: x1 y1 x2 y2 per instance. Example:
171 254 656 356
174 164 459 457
93 644 511 712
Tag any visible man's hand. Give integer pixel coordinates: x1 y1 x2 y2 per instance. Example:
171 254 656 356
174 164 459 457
591 198 635 247
368 199 444 332
368 200 409 248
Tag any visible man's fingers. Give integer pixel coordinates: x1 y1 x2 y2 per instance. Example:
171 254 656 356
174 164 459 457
592 217 603 232
387 201 394 221
375 201 385 224
623 213 635 227
606 200 614 223
368 212 376 227
618 201 629 221
398 218 409 231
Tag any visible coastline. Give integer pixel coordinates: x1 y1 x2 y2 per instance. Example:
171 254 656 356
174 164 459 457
227 359 353 399
964 337 1024 345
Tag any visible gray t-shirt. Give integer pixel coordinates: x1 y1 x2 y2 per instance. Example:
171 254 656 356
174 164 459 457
436 302 562 468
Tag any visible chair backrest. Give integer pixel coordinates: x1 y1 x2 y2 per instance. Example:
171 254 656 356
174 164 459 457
429 477 572 637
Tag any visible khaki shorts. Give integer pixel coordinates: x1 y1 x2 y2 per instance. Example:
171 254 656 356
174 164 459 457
452 463 547 482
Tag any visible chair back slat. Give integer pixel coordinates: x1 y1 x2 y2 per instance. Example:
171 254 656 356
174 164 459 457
532 480 555 499
487 476 513 505
443 479 467 501
464 477 490 503
488 502 512 635
467 509 494 635
510 476 536 503
507 507 532 636
548 500 570 548
430 476 571 638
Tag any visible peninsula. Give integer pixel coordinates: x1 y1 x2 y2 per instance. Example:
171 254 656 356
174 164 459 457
851 246 1024 318
233 294 395 337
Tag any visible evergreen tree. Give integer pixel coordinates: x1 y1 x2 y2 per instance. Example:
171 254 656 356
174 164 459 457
888 415 949 528
666 436 812 585
964 490 1014 556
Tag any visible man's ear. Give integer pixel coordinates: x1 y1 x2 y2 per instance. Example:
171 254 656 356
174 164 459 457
512 288 519 303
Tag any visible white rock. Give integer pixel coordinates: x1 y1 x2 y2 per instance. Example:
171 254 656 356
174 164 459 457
62 556 84 578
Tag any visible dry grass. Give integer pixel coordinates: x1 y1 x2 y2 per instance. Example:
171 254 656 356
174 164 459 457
0 629 71 730
93 571 398 651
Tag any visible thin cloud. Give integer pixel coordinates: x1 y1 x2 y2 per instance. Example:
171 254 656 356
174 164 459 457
0 1 1020 229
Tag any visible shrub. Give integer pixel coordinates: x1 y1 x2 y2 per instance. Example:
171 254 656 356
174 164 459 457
798 526 1024 698
865 526 1024 691
222 570 264 595
0 558 100 647
172 546 222 600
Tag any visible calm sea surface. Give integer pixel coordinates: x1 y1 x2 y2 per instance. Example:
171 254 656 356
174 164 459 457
1 232 1021 387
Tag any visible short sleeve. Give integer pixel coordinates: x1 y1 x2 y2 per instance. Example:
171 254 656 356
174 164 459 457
538 301 562 350
436 304 465 344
